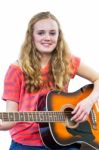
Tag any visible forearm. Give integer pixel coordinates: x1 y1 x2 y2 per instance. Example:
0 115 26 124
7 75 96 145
88 79 99 104
0 121 16 131
0 100 18 131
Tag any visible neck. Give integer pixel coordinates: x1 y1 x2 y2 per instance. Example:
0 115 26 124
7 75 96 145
40 53 51 69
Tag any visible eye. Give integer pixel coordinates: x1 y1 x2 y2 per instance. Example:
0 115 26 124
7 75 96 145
37 31 45 35
50 32 56 35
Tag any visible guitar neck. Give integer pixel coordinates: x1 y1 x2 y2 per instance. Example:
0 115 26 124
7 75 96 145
0 111 66 122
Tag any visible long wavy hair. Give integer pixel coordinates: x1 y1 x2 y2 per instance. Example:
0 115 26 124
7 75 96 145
19 11 72 92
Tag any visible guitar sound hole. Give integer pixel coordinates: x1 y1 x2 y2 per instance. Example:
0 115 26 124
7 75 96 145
64 107 78 128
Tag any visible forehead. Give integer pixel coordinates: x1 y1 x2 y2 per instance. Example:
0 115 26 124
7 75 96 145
33 18 59 31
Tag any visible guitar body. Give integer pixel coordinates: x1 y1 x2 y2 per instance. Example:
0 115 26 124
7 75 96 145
37 95 64 149
37 84 99 149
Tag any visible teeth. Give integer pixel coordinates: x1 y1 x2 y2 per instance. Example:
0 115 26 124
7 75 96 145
42 43 51 46
43 43 50 45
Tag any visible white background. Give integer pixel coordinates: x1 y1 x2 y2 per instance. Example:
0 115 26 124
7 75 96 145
0 0 99 149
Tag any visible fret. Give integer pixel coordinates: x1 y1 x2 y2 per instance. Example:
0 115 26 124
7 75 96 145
39 112 46 122
52 112 55 122
60 112 63 121
37 112 43 122
14 112 19 121
32 112 36 121
34 112 38 121
59 112 66 122
28 112 33 121
53 112 57 122
57 112 60 121
3 113 9 121
20 112 24 121
54 112 59 122
9 113 14 121
62 112 66 121
58 112 61 121
46 112 49 122
37 112 41 121
0 113 2 120
48 112 53 122
37 112 40 121
24 112 29 121
58 112 62 121
43 112 47 121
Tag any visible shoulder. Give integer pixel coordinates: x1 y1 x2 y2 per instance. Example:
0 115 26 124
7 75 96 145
69 54 81 78
4 60 24 82
70 54 80 64
10 60 23 72
5 60 23 78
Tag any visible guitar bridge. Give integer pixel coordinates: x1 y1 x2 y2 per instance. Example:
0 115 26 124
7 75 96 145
90 109 97 130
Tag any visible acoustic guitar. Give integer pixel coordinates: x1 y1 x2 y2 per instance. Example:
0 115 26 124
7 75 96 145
0 84 99 149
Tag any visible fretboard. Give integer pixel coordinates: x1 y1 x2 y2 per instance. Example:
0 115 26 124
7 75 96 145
0 111 67 122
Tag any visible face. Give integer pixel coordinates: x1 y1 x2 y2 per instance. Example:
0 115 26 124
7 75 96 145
33 18 59 54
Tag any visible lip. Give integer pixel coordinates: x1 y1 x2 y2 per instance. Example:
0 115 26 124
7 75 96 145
41 43 52 44
41 43 52 46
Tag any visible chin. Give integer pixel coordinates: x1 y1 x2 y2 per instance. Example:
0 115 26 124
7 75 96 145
39 49 54 53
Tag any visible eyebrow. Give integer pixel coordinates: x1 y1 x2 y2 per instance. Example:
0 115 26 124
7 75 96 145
37 29 57 32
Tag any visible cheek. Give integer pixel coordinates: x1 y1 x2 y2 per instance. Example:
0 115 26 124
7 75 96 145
54 34 59 42
53 37 58 45
33 32 42 42
33 37 42 50
33 36 41 43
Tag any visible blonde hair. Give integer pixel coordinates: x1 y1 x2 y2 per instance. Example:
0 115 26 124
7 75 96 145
19 11 72 92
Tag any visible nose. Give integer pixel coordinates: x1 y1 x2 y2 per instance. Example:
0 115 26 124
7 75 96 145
44 33 51 40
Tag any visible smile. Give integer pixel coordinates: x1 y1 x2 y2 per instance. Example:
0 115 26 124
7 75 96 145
41 43 52 46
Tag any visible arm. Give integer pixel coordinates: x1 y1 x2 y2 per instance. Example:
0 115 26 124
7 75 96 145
71 61 99 123
0 100 18 130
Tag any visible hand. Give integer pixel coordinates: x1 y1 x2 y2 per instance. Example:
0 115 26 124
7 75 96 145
0 119 3 129
71 98 93 123
0 119 2 125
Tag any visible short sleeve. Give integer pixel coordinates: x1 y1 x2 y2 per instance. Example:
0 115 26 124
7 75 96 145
2 65 22 103
70 55 80 78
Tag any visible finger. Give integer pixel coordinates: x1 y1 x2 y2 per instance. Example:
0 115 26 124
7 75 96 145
71 108 83 121
78 114 88 123
0 119 2 125
75 112 87 122
71 105 79 114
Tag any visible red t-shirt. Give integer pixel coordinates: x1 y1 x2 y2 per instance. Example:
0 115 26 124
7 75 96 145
2 55 80 146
